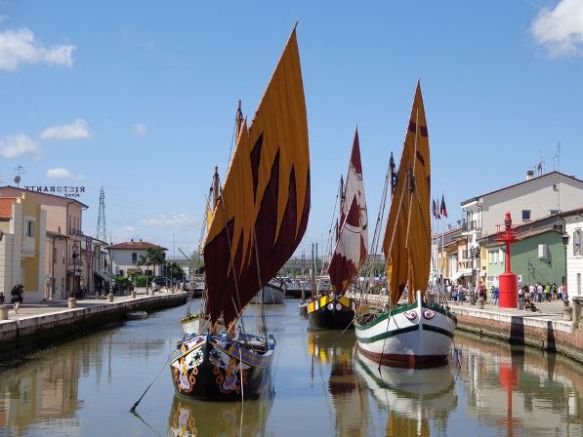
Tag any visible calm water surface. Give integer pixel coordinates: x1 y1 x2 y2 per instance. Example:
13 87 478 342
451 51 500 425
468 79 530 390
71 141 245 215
1 300 583 436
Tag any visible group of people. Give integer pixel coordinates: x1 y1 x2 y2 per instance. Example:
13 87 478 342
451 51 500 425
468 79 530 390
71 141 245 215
519 282 568 304
445 280 568 307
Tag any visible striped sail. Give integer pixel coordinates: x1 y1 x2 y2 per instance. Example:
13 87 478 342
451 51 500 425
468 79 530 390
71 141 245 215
328 130 368 293
203 29 310 326
383 83 431 305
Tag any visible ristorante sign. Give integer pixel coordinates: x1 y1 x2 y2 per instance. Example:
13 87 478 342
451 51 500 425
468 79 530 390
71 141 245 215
23 185 86 198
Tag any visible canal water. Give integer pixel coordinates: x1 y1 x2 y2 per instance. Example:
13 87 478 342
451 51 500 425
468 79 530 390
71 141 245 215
1 300 583 436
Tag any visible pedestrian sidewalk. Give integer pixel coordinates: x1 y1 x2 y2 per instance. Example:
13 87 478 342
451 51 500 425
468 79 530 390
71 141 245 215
1 288 183 322
448 298 569 322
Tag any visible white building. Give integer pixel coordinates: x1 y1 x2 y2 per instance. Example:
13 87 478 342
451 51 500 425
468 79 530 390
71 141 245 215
462 171 583 240
109 240 167 278
564 209 583 297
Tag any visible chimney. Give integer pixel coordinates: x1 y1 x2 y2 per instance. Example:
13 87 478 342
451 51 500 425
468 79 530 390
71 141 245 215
526 170 534 181
130 238 134 242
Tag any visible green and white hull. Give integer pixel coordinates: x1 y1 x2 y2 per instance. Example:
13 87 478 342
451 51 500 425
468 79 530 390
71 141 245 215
354 291 456 368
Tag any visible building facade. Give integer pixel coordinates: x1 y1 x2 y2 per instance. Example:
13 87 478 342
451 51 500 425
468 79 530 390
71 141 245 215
1 186 88 301
0 194 47 301
109 240 167 278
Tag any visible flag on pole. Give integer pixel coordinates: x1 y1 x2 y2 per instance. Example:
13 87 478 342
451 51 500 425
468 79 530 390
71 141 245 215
440 195 448 218
432 198 437 219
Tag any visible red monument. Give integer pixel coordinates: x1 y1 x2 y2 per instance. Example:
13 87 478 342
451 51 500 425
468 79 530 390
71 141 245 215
496 212 519 308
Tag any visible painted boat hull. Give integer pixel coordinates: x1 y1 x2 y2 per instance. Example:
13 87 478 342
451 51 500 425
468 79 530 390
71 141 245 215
354 294 455 368
251 281 285 304
307 297 354 330
170 334 275 401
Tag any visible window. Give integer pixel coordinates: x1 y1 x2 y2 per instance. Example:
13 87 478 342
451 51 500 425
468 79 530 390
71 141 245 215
522 210 531 221
573 229 582 256
26 220 35 237
132 252 138 264
499 249 505 264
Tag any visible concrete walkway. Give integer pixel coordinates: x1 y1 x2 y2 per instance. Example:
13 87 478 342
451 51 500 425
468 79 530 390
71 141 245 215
1 288 183 322
448 298 570 322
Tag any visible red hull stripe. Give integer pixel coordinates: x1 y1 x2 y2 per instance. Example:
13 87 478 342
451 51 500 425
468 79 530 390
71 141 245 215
357 344 448 369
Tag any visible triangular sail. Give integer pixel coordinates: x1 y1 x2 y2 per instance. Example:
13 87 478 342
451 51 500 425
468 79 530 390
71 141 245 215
203 29 310 326
328 130 368 293
383 83 431 305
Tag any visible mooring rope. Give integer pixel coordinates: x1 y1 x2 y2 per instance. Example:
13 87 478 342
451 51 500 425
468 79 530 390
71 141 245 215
130 353 174 413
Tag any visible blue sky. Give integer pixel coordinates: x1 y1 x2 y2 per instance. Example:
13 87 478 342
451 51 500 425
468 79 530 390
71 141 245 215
1 0 582 260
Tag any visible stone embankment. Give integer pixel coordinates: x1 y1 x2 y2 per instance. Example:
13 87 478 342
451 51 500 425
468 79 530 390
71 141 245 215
347 292 583 365
0 290 187 355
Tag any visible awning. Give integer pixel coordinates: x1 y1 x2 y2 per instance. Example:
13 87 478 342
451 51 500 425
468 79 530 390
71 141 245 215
451 269 473 282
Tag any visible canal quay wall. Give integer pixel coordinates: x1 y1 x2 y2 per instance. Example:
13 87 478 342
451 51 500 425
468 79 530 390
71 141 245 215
348 292 583 365
0 291 187 355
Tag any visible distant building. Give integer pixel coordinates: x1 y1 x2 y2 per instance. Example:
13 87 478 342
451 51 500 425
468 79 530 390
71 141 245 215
109 240 167 277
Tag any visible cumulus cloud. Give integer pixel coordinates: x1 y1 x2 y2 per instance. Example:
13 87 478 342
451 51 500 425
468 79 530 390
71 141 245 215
0 27 75 70
531 0 583 58
40 119 91 140
141 213 197 227
46 167 84 180
0 134 42 159
132 123 148 136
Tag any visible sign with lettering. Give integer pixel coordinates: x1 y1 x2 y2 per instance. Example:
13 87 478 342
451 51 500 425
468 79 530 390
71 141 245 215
23 185 86 198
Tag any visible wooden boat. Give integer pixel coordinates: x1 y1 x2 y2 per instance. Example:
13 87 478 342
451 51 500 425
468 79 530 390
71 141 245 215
354 83 456 367
250 278 285 304
170 27 310 401
125 311 148 320
307 130 368 329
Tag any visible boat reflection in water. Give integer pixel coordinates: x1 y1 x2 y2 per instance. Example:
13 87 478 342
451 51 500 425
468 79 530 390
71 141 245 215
355 349 457 436
307 330 369 436
456 333 583 436
168 391 274 437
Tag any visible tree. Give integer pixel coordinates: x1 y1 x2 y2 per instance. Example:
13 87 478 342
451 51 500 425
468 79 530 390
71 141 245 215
145 248 166 276
168 262 185 281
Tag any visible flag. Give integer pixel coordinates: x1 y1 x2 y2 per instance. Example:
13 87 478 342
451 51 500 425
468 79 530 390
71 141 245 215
432 198 438 219
440 195 448 218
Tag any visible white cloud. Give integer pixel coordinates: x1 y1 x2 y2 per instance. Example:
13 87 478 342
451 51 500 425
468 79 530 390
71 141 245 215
132 123 148 136
46 167 84 180
0 134 42 159
40 119 91 140
112 226 136 242
141 213 197 227
531 0 583 58
0 27 75 71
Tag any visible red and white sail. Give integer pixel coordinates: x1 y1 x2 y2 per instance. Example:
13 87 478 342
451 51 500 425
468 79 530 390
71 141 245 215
328 129 368 293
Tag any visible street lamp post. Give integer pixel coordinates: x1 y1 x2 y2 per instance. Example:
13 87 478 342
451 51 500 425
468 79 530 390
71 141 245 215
70 242 79 308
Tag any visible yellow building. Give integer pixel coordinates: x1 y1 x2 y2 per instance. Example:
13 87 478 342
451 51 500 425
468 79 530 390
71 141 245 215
0 193 47 302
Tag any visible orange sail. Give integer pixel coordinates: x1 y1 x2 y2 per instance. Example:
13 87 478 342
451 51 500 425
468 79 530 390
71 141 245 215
328 129 368 293
203 29 310 326
383 83 431 305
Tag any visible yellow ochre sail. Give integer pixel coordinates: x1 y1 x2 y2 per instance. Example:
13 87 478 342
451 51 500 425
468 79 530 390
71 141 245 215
383 82 431 305
204 29 310 326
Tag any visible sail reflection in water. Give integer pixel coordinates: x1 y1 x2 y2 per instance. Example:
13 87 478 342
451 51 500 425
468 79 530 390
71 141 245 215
355 349 456 436
308 330 369 436
168 394 273 437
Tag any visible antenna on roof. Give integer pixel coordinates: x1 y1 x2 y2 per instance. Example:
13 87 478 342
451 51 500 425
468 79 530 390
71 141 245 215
13 165 25 187
535 152 544 176
552 142 561 172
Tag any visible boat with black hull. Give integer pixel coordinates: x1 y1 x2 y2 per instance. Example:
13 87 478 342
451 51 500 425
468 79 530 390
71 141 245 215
306 130 368 329
170 27 310 401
